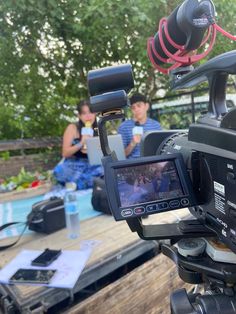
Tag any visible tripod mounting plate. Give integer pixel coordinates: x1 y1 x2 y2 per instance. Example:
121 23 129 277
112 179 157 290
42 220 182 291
206 239 236 264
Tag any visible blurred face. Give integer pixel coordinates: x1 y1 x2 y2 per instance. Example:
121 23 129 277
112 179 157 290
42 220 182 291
79 105 96 125
154 164 164 179
154 169 162 179
131 101 149 121
154 162 168 179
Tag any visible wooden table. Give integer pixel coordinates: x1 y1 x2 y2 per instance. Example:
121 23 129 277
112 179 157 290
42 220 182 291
0 209 189 313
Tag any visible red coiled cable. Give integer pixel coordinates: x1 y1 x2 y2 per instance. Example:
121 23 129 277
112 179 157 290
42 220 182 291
147 19 236 75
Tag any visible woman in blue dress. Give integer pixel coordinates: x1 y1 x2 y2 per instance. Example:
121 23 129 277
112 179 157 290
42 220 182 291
53 100 103 189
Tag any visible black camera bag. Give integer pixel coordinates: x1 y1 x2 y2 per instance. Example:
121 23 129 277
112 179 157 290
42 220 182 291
91 177 111 215
0 197 65 251
27 197 65 234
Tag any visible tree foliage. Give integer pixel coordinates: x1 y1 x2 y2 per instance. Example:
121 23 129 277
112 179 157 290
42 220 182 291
0 0 236 139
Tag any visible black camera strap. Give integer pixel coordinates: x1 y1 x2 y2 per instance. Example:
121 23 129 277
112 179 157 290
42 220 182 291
0 221 28 251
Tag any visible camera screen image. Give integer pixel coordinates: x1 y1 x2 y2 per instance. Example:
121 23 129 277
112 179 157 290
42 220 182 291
115 160 184 207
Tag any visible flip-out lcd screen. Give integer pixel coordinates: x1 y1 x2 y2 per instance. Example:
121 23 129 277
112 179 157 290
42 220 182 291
115 160 184 207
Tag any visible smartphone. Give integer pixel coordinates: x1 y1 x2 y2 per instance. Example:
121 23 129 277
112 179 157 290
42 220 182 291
9 268 56 284
31 249 62 267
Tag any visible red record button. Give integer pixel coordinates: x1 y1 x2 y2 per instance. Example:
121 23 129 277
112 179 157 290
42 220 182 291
134 207 145 215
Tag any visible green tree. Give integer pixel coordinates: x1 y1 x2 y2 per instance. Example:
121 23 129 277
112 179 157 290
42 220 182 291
0 0 236 139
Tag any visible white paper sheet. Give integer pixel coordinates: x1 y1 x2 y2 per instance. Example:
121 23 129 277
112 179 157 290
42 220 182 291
0 240 100 289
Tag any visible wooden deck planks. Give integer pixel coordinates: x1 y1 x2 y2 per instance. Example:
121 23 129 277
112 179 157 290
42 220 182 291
0 208 189 310
65 253 192 314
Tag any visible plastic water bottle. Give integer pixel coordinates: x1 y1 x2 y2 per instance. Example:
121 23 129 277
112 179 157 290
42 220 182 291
64 192 80 239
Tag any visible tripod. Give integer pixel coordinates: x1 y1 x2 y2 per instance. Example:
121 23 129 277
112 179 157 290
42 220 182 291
161 240 236 314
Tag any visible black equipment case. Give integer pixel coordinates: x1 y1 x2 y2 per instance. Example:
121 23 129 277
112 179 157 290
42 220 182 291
28 197 65 234
91 177 111 215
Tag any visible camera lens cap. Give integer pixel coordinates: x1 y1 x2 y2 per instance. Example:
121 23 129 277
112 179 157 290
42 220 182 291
177 238 206 257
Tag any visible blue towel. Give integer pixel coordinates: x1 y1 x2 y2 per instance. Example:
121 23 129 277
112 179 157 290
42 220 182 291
0 189 101 239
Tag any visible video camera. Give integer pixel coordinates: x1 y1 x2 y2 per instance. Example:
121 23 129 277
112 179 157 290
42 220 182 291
88 1 236 313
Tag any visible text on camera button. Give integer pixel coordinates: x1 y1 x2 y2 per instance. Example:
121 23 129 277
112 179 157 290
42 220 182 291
147 204 156 212
157 202 168 210
169 200 180 208
121 209 133 217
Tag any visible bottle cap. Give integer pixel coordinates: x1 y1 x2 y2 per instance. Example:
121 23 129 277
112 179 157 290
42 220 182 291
65 182 77 191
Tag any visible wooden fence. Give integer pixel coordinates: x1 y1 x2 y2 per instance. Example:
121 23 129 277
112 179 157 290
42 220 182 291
0 137 62 177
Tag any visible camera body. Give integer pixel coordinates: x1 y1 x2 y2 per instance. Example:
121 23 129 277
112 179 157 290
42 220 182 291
87 1 236 309
88 50 236 254
151 121 236 252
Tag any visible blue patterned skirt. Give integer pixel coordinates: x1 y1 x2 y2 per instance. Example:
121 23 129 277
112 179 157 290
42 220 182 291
53 158 103 190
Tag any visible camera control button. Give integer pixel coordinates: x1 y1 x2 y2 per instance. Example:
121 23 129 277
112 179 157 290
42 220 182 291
227 172 236 184
169 200 180 208
181 198 190 206
121 209 133 217
229 207 236 219
134 207 145 215
146 204 156 212
157 202 168 210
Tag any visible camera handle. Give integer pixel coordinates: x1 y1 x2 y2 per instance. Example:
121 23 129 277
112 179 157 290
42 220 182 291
97 110 125 157
172 50 236 129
